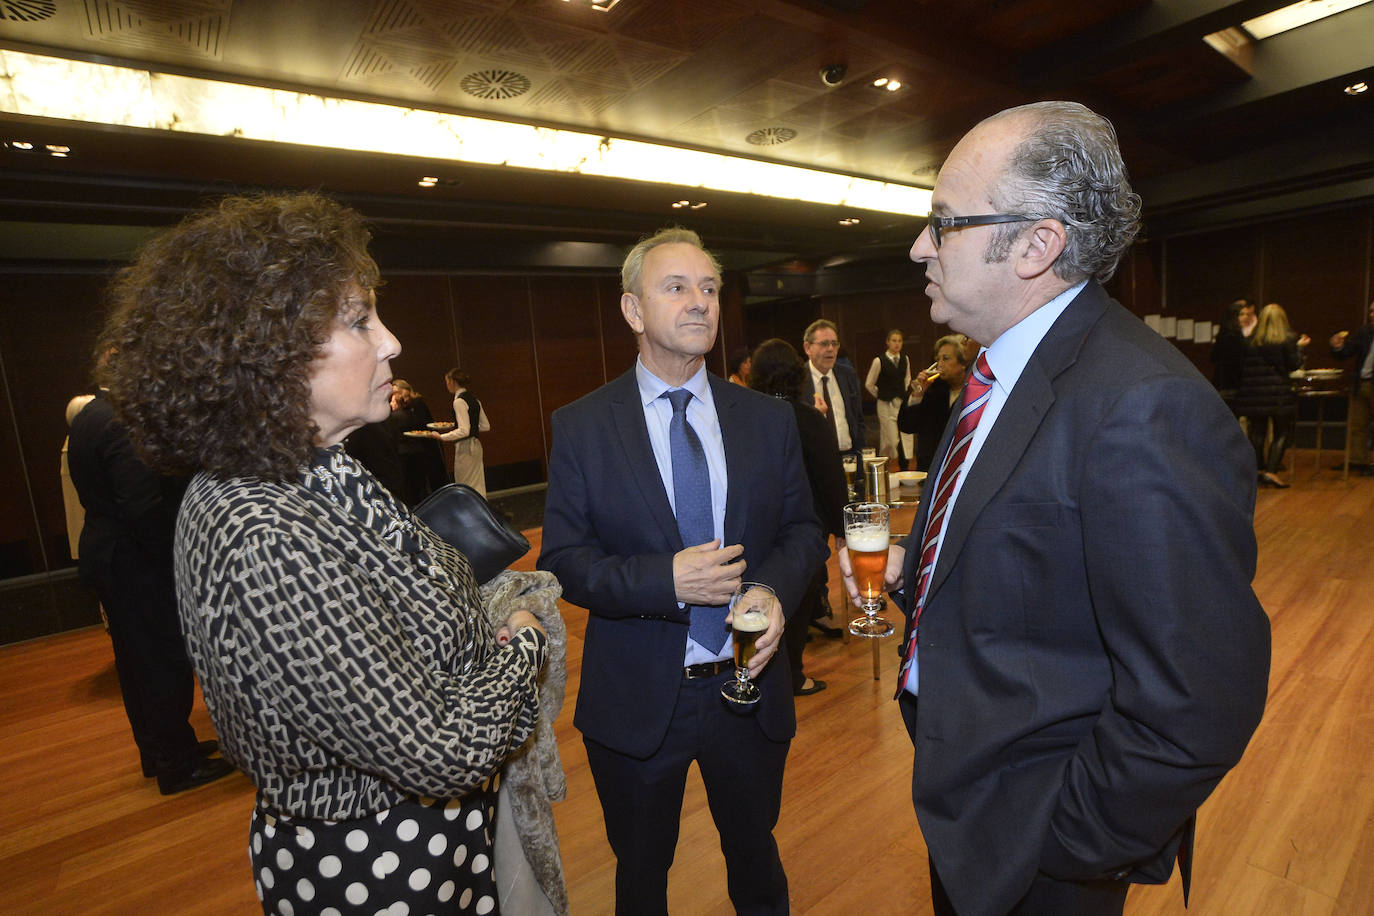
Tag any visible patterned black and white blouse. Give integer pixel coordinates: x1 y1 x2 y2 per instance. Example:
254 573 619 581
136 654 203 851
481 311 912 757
174 445 547 821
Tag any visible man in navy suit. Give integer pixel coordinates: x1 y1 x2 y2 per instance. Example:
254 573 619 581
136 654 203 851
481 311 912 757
840 101 1270 915
539 228 825 915
802 318 864 457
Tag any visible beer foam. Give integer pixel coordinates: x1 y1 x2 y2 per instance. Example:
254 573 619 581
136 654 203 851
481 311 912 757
733 610 769 632
845 524 889 552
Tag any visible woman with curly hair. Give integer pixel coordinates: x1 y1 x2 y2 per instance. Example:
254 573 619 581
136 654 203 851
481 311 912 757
99 192 548 915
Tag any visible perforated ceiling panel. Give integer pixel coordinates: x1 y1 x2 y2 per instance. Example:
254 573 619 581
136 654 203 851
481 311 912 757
82 0 228 57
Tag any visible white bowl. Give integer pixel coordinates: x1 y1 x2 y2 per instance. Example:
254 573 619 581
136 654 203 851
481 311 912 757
892 471 927 487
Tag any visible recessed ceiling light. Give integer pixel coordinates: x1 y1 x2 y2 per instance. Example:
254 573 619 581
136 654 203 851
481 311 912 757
872 77 889 88
872 77 902 92
418 177 438 187
1345 81 1369 95
885 80 902 92
671 199 707 209
839 217 861 226
45 144 70 156
7 140 34 150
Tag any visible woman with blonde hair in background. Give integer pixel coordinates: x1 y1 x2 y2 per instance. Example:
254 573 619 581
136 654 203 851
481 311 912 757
1234 302 1310 488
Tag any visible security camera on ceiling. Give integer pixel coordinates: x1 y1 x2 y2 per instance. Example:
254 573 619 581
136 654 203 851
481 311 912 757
819 64 848 87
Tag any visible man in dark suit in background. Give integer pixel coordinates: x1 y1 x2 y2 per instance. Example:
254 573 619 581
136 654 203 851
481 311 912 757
840 101 1270 915
802 319 864 456
1330 298 1374 474
68 389 233 794
539 228 825 915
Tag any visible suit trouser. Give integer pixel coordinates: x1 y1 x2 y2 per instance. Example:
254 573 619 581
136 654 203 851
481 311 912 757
583 671 790 916
899 694 1129 916
875 397 913 463
94 551 200 775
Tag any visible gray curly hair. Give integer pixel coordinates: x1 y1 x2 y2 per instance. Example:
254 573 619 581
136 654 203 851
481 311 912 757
981 101 1141 283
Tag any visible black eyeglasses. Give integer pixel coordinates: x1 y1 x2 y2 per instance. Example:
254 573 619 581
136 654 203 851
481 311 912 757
927 213 1038 248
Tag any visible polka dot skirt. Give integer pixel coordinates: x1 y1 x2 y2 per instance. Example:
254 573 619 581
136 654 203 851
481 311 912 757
249 779 500 915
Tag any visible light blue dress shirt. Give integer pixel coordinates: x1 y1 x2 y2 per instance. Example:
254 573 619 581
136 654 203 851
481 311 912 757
635 358 733 664
905 280 1087 697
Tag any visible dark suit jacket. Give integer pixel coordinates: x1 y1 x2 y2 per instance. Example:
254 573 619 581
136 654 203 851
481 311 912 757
898 282 1270 916
804 362 864 453
897 377 958 471
538 369 826 758
1332 323 1374 394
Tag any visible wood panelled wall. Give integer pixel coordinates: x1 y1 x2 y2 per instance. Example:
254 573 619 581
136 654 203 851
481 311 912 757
1 201 1370 583
0 268 744 583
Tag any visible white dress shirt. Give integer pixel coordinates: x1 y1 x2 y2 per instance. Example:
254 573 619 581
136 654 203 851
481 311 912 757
809 362 853 450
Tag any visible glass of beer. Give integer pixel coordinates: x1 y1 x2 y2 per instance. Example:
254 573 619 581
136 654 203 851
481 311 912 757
721 582 773 706
842 455 858 501
845 502 895 638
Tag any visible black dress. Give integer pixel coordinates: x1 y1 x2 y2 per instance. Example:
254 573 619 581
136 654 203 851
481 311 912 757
783 399 848 692
393 398 451 505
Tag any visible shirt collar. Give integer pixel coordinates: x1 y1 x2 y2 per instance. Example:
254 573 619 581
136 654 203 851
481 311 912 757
809 361 830 383
984 280 1086 396
635 356 711 408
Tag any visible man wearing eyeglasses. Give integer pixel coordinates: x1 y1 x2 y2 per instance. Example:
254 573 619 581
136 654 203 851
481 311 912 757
802 318 864 457
839 101 1270 915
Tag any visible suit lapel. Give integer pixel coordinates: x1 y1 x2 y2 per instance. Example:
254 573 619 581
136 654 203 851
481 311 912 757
608 370 682 547
924 284 1109 602
711 375 748 547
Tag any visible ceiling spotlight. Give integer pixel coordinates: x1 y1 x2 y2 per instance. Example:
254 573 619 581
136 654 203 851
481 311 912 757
1346 81 1369 95
7 140 34 150
873 77 902 92
418 177 438 187
885 80 902 92
671 199 707 209
672 199 689 208
45 144 70 157
872 77 888 88
838 217 861 226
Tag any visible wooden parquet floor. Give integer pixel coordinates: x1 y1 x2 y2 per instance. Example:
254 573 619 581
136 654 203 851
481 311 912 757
2 452 1371 914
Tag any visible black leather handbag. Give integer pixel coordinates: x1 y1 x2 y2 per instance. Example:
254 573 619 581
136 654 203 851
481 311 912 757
413 483 530 585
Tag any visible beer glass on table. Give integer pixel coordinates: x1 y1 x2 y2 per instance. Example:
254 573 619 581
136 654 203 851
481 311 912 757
721 582 773 706
845 502 894 638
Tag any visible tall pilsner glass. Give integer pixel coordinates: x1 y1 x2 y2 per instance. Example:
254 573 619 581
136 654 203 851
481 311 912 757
721 582 773 706
845 502 895 637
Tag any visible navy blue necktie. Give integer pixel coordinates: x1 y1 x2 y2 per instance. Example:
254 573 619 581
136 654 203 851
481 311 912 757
665 388 728 654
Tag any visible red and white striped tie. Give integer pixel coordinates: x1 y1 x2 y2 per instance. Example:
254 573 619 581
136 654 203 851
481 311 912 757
896 352 995 693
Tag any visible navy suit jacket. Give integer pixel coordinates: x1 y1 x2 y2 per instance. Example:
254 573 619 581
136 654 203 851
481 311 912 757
805 362 864 453
1332 323 1374 394
538 369 826 758
898 282 1270 915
